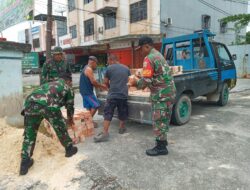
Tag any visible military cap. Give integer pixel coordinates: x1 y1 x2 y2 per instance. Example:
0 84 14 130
52 46 63 54
138 36 153 46
88 56 98 62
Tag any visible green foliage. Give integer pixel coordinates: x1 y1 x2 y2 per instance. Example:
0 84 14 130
246 31 250 44
26 10 33 20
221 14 250 45
221 14 250 27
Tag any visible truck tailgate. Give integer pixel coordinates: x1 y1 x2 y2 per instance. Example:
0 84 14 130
97 91 152 124
97 68 217 124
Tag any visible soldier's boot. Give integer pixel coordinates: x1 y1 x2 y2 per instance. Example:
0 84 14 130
19 158 34 175
146 140 168 156
65 144 78 157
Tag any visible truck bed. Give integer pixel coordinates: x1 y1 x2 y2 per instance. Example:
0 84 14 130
96 68 218 124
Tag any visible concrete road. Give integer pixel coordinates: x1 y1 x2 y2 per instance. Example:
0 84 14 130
17 77 250 189
22 73 80 87
73 83 250 190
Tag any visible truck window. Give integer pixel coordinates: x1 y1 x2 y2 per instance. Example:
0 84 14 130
165 45 173 65
177 49 190 60
193 45 209 69
215 44 232 67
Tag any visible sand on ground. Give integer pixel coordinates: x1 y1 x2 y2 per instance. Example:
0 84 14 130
0 118 87 190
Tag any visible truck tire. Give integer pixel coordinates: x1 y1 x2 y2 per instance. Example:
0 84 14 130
171 94 192 126
217 83 229 106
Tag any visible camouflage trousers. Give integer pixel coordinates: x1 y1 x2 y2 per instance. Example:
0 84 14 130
152 101 173 141
21 104 72 160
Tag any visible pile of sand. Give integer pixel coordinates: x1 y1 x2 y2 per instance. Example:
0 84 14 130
0 118 86 189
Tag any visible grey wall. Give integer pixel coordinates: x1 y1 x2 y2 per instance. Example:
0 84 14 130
0 50 23 117
228 45 250 78
160 0 247 45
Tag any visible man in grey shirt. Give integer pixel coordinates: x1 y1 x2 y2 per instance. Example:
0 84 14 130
94 54 131 142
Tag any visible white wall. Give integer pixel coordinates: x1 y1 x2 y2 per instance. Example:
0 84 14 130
119 0 129 36
160 0 248 45
228 45 250 78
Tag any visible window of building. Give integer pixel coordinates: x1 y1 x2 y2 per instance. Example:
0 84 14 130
104 12 116 30
84 0 93 4
69 25 77 39
201 15 211 29
32 38 40 48
220 21 227 33
25 29 29 44
130 0 147 23
68 0 75 12
57 21 67 37
84 18 94 36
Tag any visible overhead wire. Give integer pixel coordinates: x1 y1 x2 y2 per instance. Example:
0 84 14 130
198 0 232 16
223 0 250 5
34 0 244 42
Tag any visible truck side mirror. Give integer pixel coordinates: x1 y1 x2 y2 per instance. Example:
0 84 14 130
232 54 237 61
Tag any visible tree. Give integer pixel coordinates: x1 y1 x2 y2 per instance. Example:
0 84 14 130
221 14 250 44
246 31 250 44
221 14 250 27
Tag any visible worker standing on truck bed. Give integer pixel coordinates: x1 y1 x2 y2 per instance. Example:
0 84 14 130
19 74 77 175
41 46 72 84
128 36 176 156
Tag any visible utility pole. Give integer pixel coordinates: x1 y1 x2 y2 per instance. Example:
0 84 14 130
46 0 52 61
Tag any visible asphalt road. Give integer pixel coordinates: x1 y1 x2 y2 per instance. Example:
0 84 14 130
18 74 250 189
74 89 250 190
22 73 80 87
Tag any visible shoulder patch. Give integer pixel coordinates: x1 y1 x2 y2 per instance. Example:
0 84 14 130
142 57 154 78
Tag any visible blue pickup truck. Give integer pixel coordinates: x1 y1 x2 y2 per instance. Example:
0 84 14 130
97 30 237 125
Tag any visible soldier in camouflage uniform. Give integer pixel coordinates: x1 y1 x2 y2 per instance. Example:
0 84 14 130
41 46 72 84
19 74 77 175
129 36 176 156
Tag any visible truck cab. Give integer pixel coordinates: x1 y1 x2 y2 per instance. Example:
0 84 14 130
161 30 237 125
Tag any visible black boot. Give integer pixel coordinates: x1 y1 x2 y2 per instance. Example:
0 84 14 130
65 144 78 157
19 158 34 175
146 140 168 156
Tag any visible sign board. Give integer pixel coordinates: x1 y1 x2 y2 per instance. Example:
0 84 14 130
0 0 34 31
31 26 40 34
59 34 72 49
22 52 39 69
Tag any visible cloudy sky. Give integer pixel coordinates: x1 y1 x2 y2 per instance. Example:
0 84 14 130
1 0 67 41
1 0 250 42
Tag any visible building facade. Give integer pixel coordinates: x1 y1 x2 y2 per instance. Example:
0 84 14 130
62 0 161 68
17 16 67 52
62 0 247 68
160 0 247 45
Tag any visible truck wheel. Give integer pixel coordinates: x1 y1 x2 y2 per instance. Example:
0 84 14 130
217 83 229 106
171 94 192 125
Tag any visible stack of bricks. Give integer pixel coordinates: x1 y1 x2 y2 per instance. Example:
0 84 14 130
128 74 151 96
43 108 94 144
170 66 183 75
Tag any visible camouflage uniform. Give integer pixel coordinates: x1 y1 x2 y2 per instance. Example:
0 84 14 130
41 59 71 84
137 48 176 141
21 79 74 159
